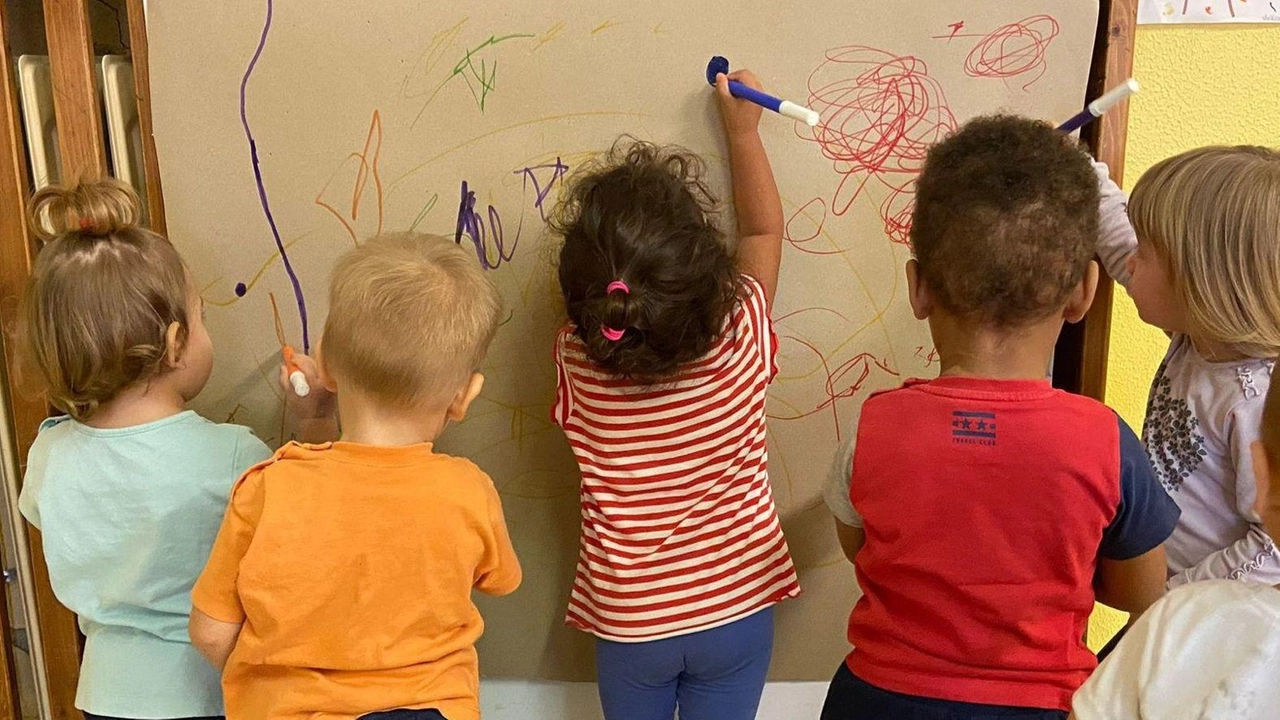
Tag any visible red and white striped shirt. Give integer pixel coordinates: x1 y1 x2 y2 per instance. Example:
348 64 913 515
551 276 800 642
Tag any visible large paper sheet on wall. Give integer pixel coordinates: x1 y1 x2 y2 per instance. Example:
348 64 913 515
149 1 1098 680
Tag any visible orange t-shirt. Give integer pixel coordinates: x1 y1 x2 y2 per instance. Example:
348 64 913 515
192 441 522 720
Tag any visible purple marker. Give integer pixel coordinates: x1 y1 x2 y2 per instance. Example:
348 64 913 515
1057 79 1140 134
706 56 820 127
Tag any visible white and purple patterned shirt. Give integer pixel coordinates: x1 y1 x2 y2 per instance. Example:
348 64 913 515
1095 161 1278 588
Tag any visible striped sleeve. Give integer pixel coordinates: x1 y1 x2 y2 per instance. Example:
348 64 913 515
740 275 778 382
551 327 574 427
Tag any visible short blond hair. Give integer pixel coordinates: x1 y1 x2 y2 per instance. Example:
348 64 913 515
1128 146 1280 358
322 233 501 408
19 179 189 421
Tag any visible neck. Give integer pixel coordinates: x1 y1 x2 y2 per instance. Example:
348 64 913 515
930 313 1060 381
335 391 448 447
1191 336 1250 363
84 379 187 429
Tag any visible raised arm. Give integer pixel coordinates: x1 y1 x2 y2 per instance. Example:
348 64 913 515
715 70 784 307
1093 160 1138 288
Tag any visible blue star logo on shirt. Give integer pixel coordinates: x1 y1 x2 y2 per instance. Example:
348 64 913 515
953 411 997 445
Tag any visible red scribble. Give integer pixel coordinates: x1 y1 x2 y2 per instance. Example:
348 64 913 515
933 20 966 42
914 345 940 367
962 15 1060 90
315 110 384 245
800 47 956 245
785 197 846 255
770 333 898 439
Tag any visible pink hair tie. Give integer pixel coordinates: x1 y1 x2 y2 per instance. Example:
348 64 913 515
601 280 630 341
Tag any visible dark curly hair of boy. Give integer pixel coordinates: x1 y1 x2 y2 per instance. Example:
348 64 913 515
550 139 742 381
910 114 1100 328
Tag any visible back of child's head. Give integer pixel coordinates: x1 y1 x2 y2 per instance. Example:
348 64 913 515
321 233 501 410
1128 146 1280 358
19 179 189 421
911 114 1099 328
550 138 740 380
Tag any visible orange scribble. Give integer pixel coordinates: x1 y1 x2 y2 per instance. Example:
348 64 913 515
315 110 384 245
268 291 288 348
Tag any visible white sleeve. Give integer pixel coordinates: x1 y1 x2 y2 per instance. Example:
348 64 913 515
823 434 862 528
1093 160 1137 289
1071 592 1169 718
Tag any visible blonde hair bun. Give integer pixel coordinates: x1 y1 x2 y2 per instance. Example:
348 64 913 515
28 178 141 242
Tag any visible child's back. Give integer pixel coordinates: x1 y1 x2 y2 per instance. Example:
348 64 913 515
191 234 520 720
821 116 1181 720
24 414 265 715
194 442 518 717
16 179 271 718
846 379 1163 706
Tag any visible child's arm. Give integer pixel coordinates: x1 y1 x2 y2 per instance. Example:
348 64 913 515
474 477 522 596
278 351 339 443
1096 418 1182 614
1167 399 1280 588
189 608 241 670
1094 545 1167 615
1092 160 1138 288
189 470 266 668
715 70 784 307
824 436 864 564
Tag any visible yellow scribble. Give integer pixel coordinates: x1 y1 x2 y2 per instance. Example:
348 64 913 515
591 20 622 35
532 20 565 52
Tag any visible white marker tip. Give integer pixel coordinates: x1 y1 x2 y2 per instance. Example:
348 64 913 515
289 370 311 397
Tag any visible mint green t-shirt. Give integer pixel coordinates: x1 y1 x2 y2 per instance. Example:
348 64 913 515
19 411 271 718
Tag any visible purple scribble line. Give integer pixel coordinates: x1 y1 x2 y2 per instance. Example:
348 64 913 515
239 0 310 352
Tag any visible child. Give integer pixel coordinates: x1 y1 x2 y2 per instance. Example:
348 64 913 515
1095 146 1280 587
1071 373 1280 719
547 70 799 720
17 179 271 720
821 116 1181 720
187 233 521 720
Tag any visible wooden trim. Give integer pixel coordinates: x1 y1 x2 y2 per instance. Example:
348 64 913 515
0 4 80 719
45 0 107 180
125 0 166 233
1078 0 1139 401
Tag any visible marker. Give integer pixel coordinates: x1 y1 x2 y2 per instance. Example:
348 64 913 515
282 346 311 397
1057 78 1140 134
705 56 820 127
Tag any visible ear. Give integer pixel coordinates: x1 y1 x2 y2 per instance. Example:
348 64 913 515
1063 261 1099 324
447 373 485 423
1253 441 1273 519
906 259 932 321
315 341 339 393
163 322 186 368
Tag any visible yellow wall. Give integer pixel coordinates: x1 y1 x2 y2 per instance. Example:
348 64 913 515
1090 23 1280 647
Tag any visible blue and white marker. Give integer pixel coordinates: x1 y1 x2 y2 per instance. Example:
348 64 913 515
1057 78 1140 134
706 56 820 127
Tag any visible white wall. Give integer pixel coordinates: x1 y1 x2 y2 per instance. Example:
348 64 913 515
482 681 829 719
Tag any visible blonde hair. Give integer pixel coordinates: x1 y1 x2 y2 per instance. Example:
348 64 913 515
321 233 501 409
1128 146 1280 358
19 179 190 420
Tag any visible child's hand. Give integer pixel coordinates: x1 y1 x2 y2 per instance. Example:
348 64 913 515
278 351 334 420
715 70 765 138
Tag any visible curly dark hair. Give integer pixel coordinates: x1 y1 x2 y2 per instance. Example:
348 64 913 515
550 138 741 380
910 114 1100 328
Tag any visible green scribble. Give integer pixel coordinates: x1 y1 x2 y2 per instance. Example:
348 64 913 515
454 33 534 112
409 192 439 232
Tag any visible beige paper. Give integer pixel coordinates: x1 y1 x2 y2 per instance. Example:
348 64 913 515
149 1 1098 680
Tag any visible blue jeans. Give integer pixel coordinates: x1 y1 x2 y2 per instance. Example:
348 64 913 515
820 663 1067 720
595 607 774 720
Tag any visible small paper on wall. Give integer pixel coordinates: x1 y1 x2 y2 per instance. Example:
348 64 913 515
1139 0 1280 23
